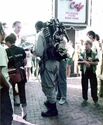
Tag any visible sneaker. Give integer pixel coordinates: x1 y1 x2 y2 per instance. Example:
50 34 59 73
58 98 66 105
81 100 88 107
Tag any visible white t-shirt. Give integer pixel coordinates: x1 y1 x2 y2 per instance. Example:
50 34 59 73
92 40 100 54
66 42 74 58
25 50 32 68
12 32 22 46
0 44 10 89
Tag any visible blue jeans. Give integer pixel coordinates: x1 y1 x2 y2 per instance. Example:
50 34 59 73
0 88 13 125
57 59 67 99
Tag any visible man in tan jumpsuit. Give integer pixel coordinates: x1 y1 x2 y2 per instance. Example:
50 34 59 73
35 21 59 117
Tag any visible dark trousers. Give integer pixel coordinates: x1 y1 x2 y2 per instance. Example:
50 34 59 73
0 88 13 125
12 81 27 106
81 71 98 102
100 80 103 97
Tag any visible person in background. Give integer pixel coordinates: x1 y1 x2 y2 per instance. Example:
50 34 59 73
99 48 103 97
5 33 27 119
25 48 33 81
35 21 59 117
87 31 100 54
78 40 99 106
95 34 102 74
0 23 9 49
0 22 13 125
12 21 22 46
94 34 103 97
80 39 85 53
101 39 103 50
2 22 10 36
66 41 74 77
74 43 81 76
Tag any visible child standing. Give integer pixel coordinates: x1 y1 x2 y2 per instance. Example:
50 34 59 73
25 49 33 81
78 40 99 106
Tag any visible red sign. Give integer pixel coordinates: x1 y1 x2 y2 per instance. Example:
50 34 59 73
56 0 88 25
69 0 84 12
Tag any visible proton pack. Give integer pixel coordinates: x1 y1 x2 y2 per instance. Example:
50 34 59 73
43 19 69 61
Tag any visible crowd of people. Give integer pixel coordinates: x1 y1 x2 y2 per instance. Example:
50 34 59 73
0 20 103 125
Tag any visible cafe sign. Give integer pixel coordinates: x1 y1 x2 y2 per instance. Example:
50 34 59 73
56 0 88 24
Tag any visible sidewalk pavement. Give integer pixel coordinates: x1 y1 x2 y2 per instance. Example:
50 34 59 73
14 77 103 125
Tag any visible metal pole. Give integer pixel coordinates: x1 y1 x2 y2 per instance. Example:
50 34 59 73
90 0 92 26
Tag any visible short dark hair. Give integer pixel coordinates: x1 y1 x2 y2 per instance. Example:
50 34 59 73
87 31 96 40
35 21 44 30
5 33 16 44
12 21 21 27
95 34 100 41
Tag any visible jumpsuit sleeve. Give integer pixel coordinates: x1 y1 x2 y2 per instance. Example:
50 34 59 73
35 32 45 57
0 47 8 67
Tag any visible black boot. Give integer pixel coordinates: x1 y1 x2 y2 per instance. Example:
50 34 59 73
41 103 58 117
44 101 51 109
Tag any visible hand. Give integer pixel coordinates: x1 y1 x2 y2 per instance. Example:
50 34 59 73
84 61 90 67
0 72 10 90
